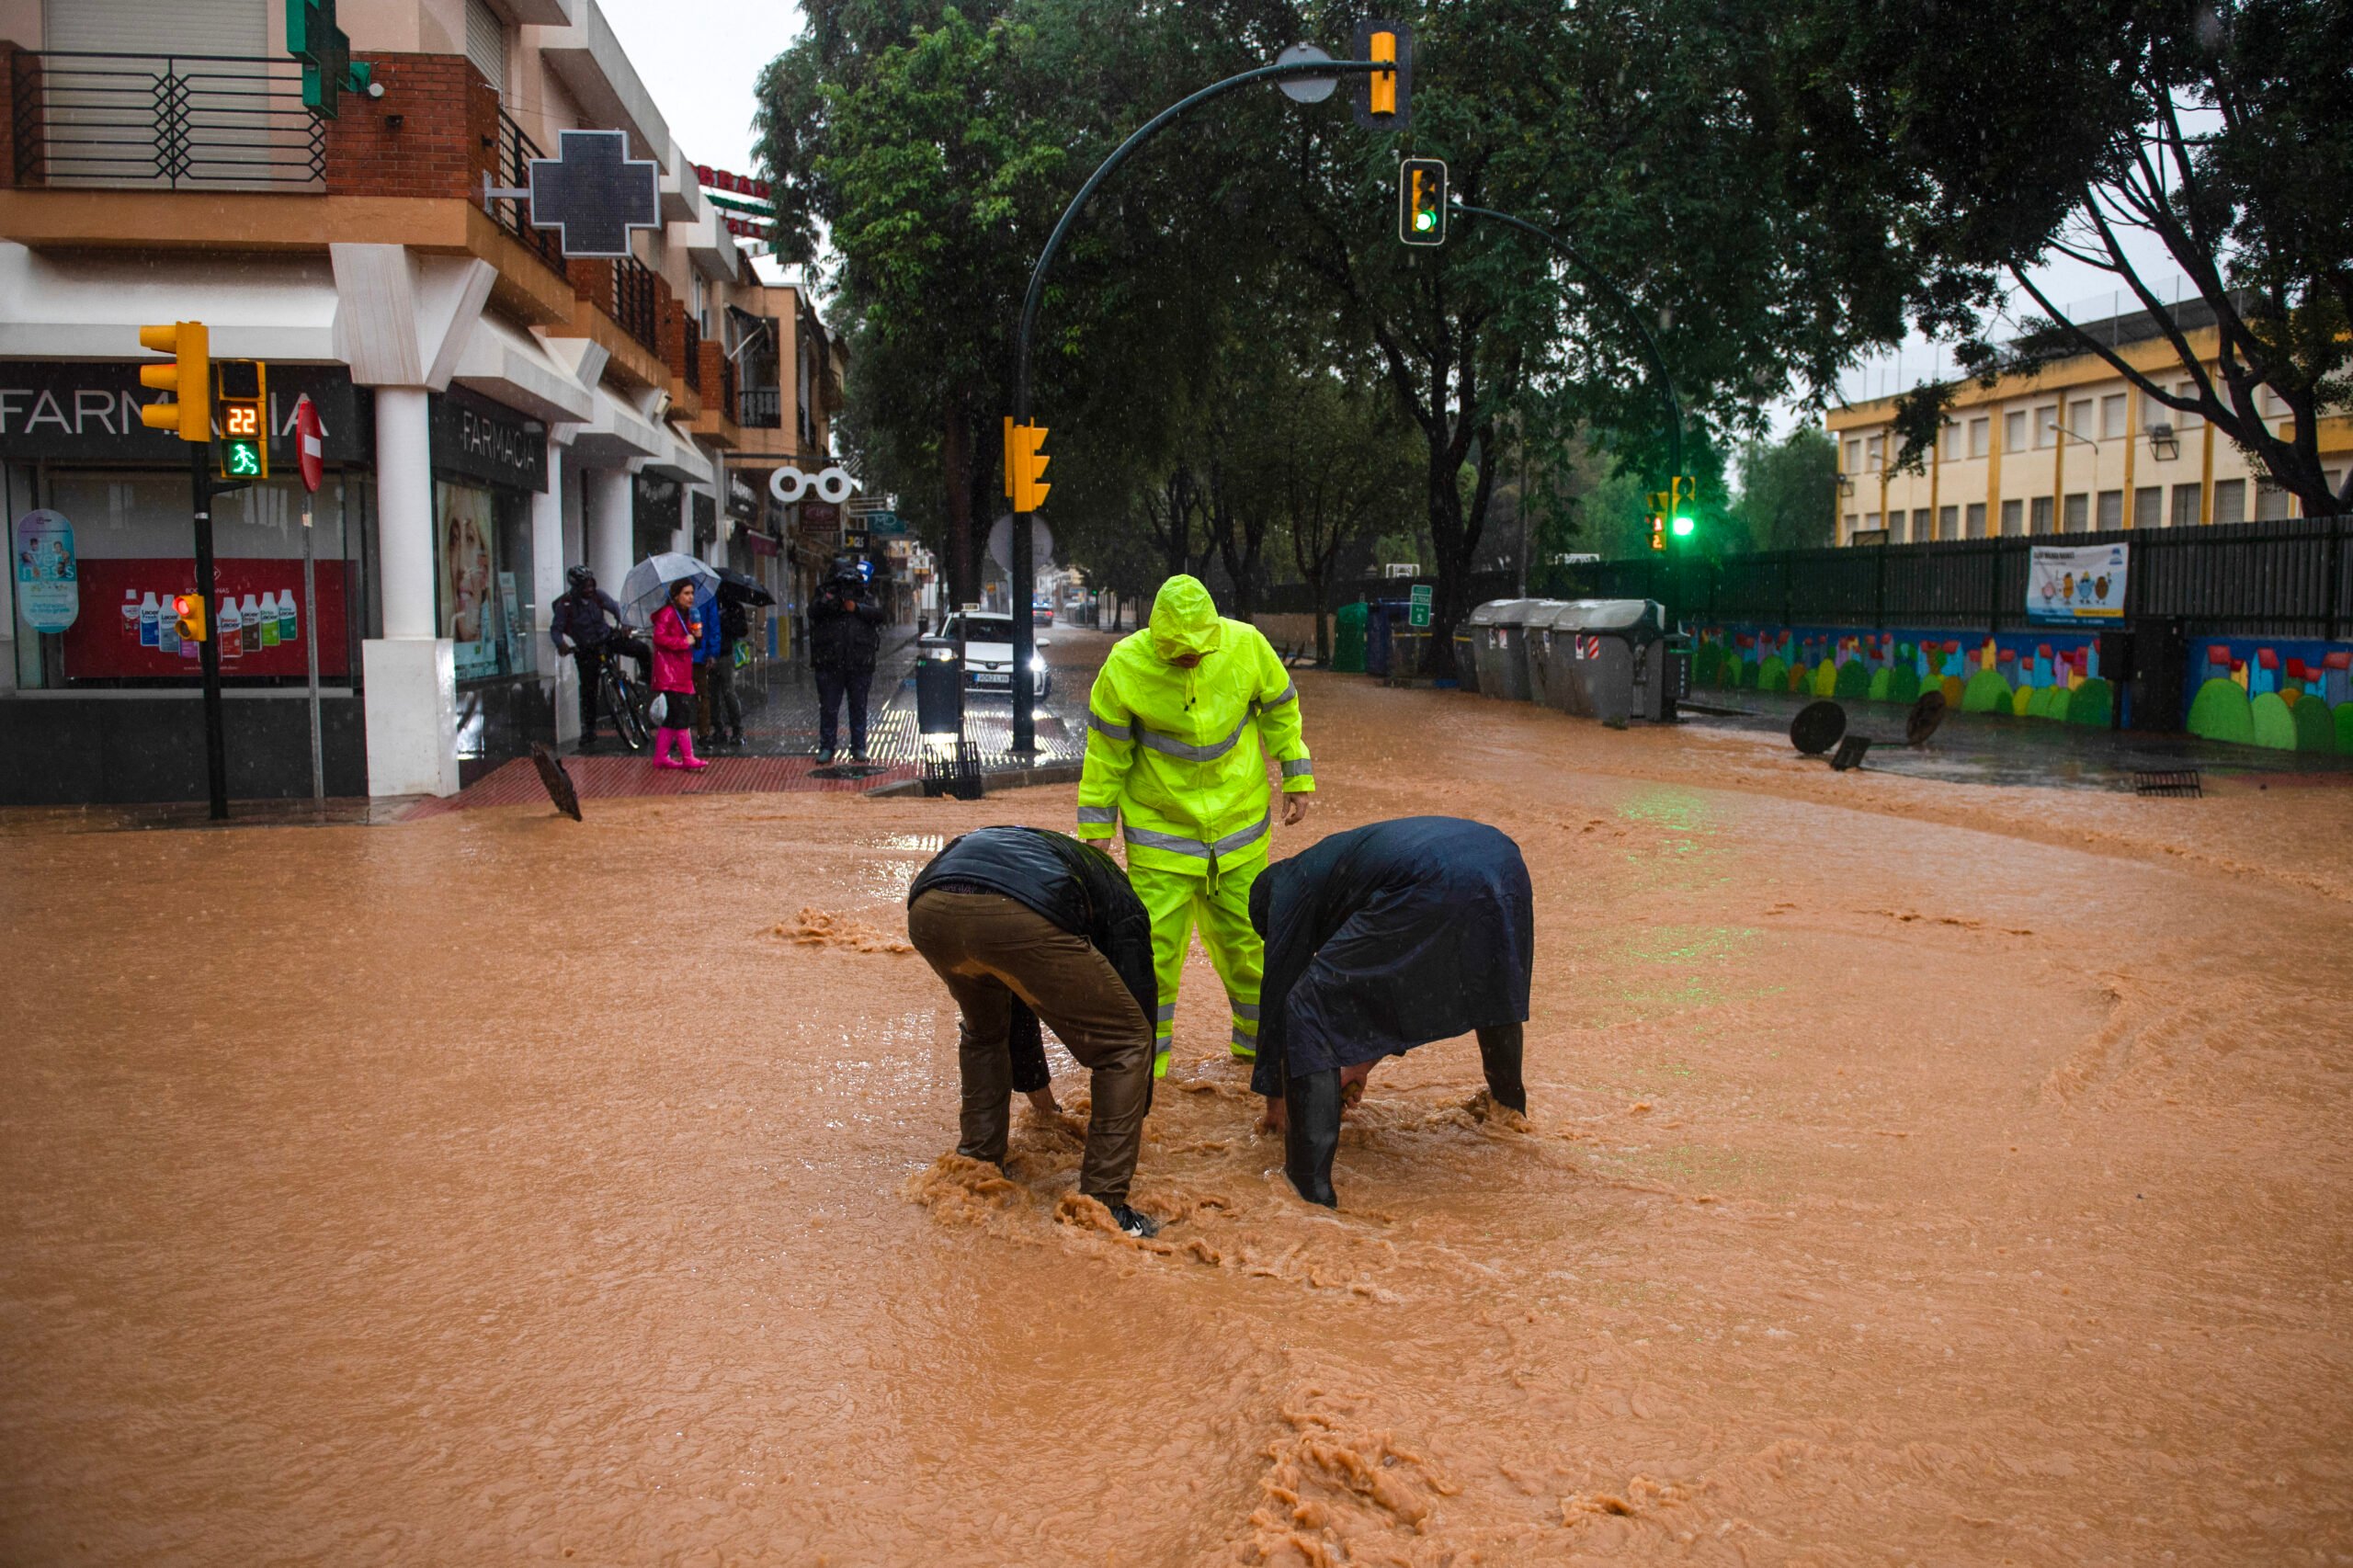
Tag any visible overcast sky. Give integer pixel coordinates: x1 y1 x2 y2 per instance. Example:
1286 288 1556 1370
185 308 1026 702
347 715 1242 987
597 0 2188 430
598 0 803 176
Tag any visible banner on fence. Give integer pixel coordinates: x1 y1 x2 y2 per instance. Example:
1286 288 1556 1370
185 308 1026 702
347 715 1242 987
2027 542 2128 622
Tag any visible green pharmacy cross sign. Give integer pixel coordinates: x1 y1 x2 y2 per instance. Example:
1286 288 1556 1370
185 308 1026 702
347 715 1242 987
288 0 374 117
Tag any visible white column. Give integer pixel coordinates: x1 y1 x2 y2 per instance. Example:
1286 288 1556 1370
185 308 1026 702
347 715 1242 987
361 387 460 798
585 467 632 594
532 456 572 744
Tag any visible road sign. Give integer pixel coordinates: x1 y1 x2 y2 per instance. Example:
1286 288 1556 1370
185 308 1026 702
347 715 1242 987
294 394 325 494
1408 583 1433 628
988 515 1052 574
1275 42 1339 102
524 131 660 259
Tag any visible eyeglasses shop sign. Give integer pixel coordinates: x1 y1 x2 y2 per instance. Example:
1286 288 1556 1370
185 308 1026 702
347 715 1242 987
429 393 548 493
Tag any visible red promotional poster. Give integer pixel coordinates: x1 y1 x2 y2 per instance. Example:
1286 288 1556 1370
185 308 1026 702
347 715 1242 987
66 558 351 679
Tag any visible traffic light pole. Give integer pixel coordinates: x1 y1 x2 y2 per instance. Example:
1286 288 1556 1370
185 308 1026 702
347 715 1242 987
1008 53 1389 755
189 444 229 820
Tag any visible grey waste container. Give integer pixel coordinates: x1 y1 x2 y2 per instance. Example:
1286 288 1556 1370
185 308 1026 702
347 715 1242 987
1467 598 1544 702
915 634 965 740
1527 599 1673 727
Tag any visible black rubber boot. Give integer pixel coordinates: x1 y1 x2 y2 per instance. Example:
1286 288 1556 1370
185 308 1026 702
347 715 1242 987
1283 1070 1343 1207
1108 1203 1159 1239
1476 1023 1528 1114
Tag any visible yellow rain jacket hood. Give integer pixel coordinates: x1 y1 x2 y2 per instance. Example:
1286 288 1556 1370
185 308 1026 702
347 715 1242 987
1077 575 1315 878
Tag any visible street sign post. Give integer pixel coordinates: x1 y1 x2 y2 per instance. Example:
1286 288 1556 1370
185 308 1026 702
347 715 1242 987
294 393 326 801
1409 583 1433 628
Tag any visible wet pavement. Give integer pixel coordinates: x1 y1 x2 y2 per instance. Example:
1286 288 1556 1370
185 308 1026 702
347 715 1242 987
6 649 2353 1565
1677 685 2353 790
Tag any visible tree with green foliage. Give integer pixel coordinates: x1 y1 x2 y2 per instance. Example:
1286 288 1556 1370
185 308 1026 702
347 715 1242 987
1780 0 2353 516
1729 429 1837 552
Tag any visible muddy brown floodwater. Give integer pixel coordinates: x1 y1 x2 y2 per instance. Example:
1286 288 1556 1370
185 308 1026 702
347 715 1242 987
6 631 2353 1566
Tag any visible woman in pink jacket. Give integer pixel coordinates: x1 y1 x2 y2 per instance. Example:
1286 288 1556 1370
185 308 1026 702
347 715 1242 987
650 579 709 769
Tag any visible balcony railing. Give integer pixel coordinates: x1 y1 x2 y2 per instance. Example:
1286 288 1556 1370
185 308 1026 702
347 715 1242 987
488 107 563 270
682 315 701 394
10 51 325 190
718 346 739 426
739 387 782 428
610 254 660 354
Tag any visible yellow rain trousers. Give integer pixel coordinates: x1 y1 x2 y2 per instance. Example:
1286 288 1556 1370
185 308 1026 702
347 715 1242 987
1075 575 1315 1074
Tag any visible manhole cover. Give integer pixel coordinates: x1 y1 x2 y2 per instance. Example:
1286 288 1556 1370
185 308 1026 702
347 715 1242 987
1790 699 1847 756
530 744 582 821
1905 689 1949 748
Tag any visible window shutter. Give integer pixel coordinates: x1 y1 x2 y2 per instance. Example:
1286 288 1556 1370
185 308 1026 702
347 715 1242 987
44 0 267 55
465 0 509 97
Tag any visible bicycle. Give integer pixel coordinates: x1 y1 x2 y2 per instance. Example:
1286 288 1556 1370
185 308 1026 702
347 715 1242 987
594 642 654 754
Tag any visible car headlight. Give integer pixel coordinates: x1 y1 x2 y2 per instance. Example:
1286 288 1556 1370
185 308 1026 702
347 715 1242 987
1029 654 1048 674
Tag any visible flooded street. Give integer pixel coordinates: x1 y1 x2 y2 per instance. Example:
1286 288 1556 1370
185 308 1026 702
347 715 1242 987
6 631 2352 1565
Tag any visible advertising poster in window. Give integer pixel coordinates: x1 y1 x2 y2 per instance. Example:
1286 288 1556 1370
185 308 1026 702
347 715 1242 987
13 508 79 632
2027 542 2129 622
438 483 500 680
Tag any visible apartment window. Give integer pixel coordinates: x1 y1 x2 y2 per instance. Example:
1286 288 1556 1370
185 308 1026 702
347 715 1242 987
1865 435 1884 472
2034 406 2058 449
1845 438 1862 472
1940 422 1961 461
464 0 509 97
1888 510 1906 543
2255 480 2292 521
1911 507 1933 541
2100 393 2128 439
2097 490 2123 530
2171 483 2202 527
1964 502 1985 539
2174 381 2203 428
2068 400 2094 442
2133 486 2162 528
1938 504 1959 539
2001 499 2024 536
1968 416 1990 458
2212 478 2246 525
1864 510 1881 531
2259 385 2288 418
2030 495 2055 533
2006 410 2028 450
1844 512 1860 539
2063 493 2088 532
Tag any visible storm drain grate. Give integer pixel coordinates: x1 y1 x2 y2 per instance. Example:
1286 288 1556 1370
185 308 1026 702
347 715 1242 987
2132 768 2202 798
921 740 985 800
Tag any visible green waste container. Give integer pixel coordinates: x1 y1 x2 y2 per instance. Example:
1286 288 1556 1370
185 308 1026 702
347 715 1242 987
1332 601 1368 674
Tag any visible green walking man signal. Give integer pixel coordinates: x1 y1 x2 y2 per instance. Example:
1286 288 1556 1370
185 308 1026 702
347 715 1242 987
1398 157 1447 246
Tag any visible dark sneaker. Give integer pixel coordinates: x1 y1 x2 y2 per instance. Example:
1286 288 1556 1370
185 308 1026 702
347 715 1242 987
1108 1204 1159 1239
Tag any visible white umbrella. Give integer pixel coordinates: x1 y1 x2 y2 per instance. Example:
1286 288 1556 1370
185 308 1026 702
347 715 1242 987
620 551 720 626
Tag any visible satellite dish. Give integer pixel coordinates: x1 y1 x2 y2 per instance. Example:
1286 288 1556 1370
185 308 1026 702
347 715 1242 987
1790 699 1847 756
1275 42 1338 103
1905 689 1949 748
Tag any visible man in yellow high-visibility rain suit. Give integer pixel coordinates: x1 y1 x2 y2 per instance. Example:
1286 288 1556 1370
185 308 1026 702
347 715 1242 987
1076 574 1314 1077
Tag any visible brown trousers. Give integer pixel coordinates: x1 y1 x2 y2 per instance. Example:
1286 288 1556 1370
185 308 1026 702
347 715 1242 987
906 890 1154 1205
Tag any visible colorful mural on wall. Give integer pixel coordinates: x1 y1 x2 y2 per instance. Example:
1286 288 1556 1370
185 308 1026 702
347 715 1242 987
1690 625 2353 755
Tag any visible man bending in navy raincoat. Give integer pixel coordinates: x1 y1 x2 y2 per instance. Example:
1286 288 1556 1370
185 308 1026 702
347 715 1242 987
1249 816 1533 1207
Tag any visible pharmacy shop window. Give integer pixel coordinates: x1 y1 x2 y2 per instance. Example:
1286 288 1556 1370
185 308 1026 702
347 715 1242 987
10 464 359 691
434 480 536 685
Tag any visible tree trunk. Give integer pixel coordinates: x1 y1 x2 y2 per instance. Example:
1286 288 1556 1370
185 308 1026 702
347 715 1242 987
1308 564 1331 665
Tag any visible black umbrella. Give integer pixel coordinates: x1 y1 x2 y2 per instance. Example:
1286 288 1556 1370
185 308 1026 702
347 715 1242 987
713 566 776 607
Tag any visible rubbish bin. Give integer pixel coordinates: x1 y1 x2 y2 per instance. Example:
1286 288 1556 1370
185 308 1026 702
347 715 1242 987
915 634 964 741
1467 598 1545 702
1526 599 1671 727
1366 600 1415 679
1332 601 1369 674
1453 618 1482 695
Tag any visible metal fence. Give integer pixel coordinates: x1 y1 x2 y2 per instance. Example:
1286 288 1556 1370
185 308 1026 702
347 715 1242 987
1555 517 2353 642
11 51 325 190
487 107 565 270
738 386 782 428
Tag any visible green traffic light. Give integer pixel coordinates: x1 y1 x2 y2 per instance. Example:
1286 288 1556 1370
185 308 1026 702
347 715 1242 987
1670 514 1695 538
1415 210 1436 232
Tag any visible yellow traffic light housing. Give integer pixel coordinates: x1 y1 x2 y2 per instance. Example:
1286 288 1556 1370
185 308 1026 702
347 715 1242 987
138 321 210 443
1398 157 1447 246
216 359 269 480
1668 475 1697 540
174 593 208 643
1007 420 1051 511
1351 18 1413 131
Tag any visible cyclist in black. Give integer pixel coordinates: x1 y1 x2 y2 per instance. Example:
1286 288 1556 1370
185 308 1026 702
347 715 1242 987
550 565 647 750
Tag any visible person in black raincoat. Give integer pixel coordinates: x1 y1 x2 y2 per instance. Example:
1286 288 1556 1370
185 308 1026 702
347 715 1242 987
808 555 885 761
1248 816 1533 1206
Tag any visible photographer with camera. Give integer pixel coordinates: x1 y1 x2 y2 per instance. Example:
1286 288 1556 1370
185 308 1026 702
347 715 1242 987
808 554 885 763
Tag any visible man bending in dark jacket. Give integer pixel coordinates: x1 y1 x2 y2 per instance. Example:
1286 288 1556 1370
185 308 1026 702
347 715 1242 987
1250 816 1534 1208
907 826 1161 1236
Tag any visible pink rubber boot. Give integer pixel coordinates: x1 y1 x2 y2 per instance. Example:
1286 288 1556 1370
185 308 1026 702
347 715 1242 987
677 732 710 770
654 729 683 768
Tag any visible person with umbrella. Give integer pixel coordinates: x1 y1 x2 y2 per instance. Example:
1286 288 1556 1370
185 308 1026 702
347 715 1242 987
705 569 771 749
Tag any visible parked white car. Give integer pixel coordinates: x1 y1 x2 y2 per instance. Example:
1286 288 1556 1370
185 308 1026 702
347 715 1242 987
941 613 1051 699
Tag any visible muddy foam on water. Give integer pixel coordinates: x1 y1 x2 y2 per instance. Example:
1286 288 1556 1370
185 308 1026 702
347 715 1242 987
4 632 2350 1564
